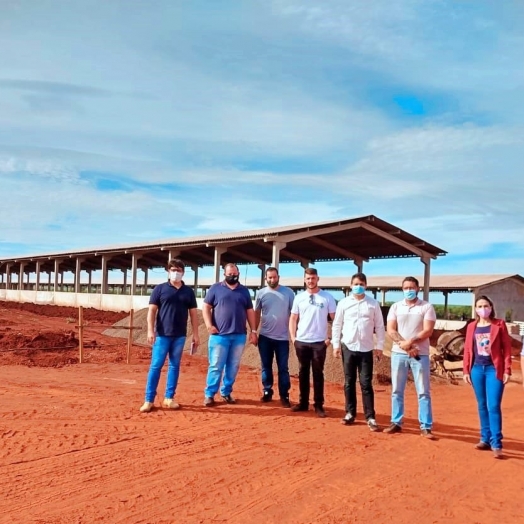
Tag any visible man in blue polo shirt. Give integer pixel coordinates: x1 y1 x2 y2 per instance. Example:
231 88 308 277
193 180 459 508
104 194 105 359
140 259 199 413
202 263 258 406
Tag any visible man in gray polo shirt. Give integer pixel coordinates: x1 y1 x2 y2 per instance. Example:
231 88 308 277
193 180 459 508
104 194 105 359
255 267 295 407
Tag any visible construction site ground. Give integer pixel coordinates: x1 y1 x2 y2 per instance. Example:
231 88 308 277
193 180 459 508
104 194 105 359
1 302 523 524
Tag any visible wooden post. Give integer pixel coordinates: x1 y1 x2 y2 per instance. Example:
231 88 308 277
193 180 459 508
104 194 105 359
78 306 84 364
126 309 134 364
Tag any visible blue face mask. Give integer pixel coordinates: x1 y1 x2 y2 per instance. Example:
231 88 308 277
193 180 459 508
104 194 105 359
352 285 365 295
403 289 417 300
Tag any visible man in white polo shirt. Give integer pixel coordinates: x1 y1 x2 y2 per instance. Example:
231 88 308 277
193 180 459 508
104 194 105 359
385 276 436 439
289 268 336 418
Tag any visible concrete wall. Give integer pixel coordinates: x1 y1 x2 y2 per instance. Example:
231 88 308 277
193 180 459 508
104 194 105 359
0 290 150 312
477 280 524 322
0 290 206 312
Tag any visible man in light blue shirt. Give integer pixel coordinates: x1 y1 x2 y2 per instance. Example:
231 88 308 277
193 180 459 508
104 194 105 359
255 267 295 407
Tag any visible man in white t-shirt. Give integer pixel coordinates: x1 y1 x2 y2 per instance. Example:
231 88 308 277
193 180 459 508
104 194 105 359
289 268 337 418
385 276 437 439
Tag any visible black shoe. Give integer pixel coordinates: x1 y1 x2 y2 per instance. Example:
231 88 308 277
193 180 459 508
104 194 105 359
315 406 326 418
261 391 273 403
221 394 236 404
280 397 291 408
420 429 436 440
383 423 402 434
341 413 355 425
291 404 308 412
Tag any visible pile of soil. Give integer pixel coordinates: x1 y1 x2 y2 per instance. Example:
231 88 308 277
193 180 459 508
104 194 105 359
0 330 78 350
0 330 79 368
105 309 393 385
0 301 128 324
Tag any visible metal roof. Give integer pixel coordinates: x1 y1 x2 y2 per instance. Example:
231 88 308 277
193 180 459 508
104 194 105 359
0 215 447 275
189 274 524 293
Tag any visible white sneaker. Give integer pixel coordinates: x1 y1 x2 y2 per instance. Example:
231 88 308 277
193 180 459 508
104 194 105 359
139 401 154 413
162 398 180 410
367 419 379 432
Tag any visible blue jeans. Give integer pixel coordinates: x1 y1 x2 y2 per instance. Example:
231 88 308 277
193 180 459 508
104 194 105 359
144 335 186 402
470 364 505 449
204 334 246 398
258 334 291 399
391 353 432 430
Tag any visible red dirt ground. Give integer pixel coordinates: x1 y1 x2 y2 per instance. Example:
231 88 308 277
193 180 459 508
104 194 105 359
1 303 523 524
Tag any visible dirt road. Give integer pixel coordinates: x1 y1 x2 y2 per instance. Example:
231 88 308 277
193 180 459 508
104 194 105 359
1 303 523 523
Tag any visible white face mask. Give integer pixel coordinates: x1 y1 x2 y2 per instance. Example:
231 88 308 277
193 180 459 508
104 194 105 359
169 270 183 282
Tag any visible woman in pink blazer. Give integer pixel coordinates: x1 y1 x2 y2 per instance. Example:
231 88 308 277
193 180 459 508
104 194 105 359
463 295 512 458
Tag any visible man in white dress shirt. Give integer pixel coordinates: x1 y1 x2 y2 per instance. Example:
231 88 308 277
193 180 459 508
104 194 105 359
332 272 385 431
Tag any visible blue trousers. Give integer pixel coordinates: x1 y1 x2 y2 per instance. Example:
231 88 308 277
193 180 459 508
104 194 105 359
204 334 246 398
258 334 291 399
144 335 186 402
391 353 433 430
470 364 505 449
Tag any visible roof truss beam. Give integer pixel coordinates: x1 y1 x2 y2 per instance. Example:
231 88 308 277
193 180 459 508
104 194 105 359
308 237 369 263
360 223 436 259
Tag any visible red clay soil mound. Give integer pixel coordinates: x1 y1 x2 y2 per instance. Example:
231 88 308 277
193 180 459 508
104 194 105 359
0 301 128 324
0 330 79 367
0 329 78 350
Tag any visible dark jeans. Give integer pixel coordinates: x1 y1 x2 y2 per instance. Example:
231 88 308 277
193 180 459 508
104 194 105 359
342 345 375 420
294 340 327 408
258 334 291 398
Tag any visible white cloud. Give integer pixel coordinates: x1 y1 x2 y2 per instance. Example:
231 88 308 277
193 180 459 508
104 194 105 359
0 1 523 276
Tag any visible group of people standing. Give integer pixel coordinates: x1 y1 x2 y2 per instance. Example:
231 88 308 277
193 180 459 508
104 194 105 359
140 259 519 459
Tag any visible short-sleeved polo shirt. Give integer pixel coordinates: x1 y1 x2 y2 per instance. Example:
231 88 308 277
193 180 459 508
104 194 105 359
387 298 436 355
149 281 198 337
255 285 295 341
291 289 337 343
204 281 253 335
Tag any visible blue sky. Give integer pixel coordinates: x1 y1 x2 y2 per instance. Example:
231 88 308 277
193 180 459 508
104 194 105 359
1 0 523 301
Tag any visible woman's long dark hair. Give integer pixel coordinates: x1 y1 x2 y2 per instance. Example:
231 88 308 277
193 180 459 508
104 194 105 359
475 295 496 320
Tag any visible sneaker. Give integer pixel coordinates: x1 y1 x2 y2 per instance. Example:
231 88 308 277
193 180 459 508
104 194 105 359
421 429 436 440
367 418 380 432
139 401 154 413
280 397 291 408
341 413 355 426
314 406 327 418
383 423 402 434
492 448 503 459
203 396 215 407
291 404 308 412
221 394 236 404
475 441 490 451
261 391 273 403
162 398 180 410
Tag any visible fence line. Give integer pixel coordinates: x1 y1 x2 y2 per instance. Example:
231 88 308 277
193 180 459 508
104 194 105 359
0 306 142 363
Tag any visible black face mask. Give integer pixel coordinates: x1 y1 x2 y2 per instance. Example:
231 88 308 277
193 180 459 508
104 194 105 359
225 275 239 285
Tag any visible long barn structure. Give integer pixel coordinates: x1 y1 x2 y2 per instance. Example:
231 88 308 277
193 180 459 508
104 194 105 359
0 215 446 312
